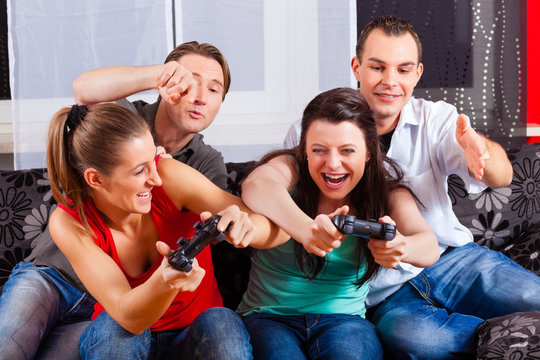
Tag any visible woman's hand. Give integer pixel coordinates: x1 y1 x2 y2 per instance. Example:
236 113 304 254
367 216 407 269
156 241 206 292
200 205 255 248
299 205 349 257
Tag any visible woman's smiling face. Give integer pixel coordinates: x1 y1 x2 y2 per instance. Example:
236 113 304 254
98 131 163 215
306 119 369 204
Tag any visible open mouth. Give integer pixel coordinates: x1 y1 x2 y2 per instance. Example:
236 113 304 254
136 191 150 199
323 173 349 185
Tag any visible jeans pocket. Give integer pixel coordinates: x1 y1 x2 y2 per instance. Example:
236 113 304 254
61 293 96 323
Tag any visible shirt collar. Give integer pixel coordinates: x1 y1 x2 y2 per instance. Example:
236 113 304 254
395 97 420 131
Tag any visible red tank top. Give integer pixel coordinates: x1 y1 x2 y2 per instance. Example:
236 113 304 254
59 181 222 331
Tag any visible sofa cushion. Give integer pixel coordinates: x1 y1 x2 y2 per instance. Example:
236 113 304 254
449 143 540 258
476 312 540 359
500 221 540 276
0 168 55 293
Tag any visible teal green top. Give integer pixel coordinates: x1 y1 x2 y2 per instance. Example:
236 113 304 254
236 235 368 317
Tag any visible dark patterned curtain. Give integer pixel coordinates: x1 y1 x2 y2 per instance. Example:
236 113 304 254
356 0 525 149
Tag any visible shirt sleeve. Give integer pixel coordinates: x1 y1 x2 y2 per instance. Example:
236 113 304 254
194 149 228 191
177 144 228 191
283 120 302 149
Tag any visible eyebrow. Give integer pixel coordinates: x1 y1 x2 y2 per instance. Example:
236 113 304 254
130 148 157 172
192 72 224 88
367 57 417 67
311 143 358 148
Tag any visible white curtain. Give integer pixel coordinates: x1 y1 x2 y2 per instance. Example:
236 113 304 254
8 0 355 169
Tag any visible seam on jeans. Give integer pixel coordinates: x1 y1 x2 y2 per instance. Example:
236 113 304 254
409 274 435 306
306 314 319 333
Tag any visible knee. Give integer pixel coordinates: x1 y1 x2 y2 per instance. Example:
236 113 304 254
79 312 150 359
375 308 475 360
192 307 246 336
190 308 251 359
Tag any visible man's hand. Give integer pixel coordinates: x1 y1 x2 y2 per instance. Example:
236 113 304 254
156 61 197 105
156 146 172 159
455 114 489 180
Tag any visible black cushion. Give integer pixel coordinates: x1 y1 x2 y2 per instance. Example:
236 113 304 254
476 312 540 359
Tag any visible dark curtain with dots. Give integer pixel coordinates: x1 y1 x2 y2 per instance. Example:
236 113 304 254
356 0 525 149
0 0 10 99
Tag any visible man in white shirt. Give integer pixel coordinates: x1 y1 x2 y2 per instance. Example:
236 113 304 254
280 15 540 359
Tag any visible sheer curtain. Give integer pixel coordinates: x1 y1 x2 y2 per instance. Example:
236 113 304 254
8 0 356 169
8 0 171 169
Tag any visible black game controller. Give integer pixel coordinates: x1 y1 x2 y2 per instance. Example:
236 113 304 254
168 215 228 272
332 214 396 241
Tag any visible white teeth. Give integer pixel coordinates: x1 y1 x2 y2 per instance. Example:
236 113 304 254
379 94 396 98
323 173 347 185
137 192 150 199
325 174 345 179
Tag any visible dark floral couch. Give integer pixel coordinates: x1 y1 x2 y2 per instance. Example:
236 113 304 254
1 143 539 359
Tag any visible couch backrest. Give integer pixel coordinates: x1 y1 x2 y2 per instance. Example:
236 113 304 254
1 145 539 299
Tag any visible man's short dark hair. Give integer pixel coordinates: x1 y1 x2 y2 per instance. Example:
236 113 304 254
356 16 422 65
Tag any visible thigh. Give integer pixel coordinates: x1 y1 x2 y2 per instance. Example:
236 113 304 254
36 321 91 360
308 314 382 360
412 243 540 318
372 283 481 360
243 313 307 360
177 307 252 360
79 312 150 360
0 262 61 359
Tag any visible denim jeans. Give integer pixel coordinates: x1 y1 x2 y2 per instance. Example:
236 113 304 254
370 243 540 360
0 262 95 360
79 307 252 360
242 313 383 360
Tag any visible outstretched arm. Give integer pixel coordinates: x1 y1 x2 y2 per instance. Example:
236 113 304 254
241 155 348 257
157 158 289 249
456 114 513 188
73 62 196 106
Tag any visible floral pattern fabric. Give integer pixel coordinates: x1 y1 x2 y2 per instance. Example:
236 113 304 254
476 312 540 359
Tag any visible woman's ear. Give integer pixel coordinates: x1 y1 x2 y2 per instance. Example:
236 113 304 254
84 168 104 190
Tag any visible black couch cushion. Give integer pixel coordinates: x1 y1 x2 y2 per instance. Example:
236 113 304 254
476 312 540 359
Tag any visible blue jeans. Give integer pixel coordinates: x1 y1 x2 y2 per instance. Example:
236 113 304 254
370 243 540 360
242 313 382 360
0 262 95 360
79 307 252 360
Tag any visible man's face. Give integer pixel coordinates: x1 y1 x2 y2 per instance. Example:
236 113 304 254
164 53 225 135
351 29 423 124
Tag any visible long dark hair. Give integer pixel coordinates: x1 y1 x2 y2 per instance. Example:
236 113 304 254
259 87 407 286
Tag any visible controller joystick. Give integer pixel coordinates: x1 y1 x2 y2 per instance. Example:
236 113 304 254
168 214 228 272
332 214 396 241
